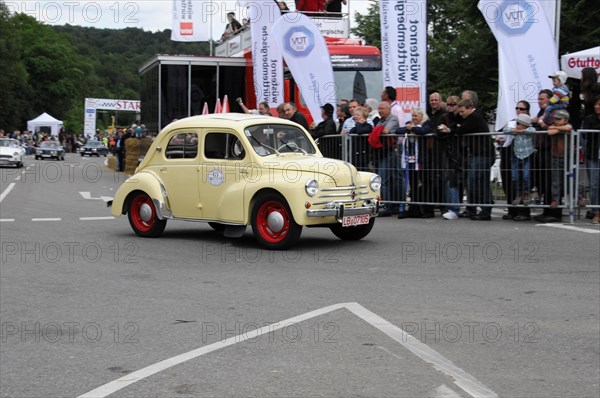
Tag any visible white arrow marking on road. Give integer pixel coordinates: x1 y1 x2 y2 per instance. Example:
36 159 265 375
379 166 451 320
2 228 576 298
79 191 113 202
0 183 15 203
78 303 497 398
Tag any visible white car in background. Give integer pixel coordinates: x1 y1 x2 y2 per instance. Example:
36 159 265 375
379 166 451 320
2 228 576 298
0 138 25 168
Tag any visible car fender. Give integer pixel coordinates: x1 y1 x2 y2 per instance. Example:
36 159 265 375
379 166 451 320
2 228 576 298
111 171 171 219
244 169 327 226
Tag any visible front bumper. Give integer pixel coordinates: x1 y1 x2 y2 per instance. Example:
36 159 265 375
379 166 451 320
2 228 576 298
38 152 62 158
306 201 380 219
0 158 21 165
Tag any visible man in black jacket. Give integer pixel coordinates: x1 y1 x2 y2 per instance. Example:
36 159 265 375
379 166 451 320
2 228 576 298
309 103 337 139
454 99 495 220
283 102 309 130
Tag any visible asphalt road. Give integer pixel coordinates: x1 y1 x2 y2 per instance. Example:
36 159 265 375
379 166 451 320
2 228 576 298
1 154 599 398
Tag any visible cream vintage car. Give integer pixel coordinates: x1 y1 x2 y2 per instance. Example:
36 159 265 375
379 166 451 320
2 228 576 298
110 114 381 249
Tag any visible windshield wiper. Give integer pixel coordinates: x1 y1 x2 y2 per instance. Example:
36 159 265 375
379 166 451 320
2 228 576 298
248 134 280 155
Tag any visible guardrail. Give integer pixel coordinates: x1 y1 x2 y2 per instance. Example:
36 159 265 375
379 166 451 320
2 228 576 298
316 129 600 224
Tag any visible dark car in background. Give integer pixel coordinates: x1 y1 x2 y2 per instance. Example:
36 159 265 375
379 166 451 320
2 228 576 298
80 140 109 157
35 141 65 160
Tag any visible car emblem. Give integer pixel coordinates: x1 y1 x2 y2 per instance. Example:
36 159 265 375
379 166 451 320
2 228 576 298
351 190 356 200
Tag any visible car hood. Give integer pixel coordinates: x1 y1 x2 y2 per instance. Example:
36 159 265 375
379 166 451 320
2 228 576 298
265 155 358 187
0 147 21 155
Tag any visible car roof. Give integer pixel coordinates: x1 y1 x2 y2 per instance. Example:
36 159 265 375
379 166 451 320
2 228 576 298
163 113 301 132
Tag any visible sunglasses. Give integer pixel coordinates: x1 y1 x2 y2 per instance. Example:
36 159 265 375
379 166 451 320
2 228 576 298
515 107 528 111
447 103 457 106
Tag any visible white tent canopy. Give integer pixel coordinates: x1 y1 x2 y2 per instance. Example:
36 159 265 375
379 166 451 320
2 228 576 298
27 112 64 136
560 46 600 80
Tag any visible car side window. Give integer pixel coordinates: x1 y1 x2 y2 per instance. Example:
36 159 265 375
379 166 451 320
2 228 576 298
165 132 198 159
204 132 245 160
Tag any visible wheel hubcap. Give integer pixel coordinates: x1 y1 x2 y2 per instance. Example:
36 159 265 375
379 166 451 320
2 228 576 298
266 211 285 233
139 203 153 222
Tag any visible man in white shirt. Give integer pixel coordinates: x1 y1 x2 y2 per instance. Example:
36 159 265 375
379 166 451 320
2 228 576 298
381 86 405 126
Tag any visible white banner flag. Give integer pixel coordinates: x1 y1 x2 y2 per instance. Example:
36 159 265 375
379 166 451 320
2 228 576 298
271 13 336 124
248 1 284 109
380 0 427 113
561 46 600 80
171 0 209 42
478 0 558 130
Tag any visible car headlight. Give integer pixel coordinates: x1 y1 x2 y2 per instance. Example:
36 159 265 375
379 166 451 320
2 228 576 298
305 179 318 197
13 152 19 156
370 175 382 192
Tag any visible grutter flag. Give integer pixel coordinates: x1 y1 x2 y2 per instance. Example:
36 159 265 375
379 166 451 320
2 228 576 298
271 13 336 124
478 0 558 130
379 0 427 113
248 1 284 110
171 0 209 42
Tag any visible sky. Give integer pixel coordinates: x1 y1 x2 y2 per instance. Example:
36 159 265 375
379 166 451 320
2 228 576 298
6 0 373 40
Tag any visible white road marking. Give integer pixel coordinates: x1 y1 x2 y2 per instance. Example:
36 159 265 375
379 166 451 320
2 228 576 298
79 191 113 202
0 183 16 203
79 217 115 221
31 218 62 222
346 303 498 398
78 303 497 398
0 219 15 222
536 223 600 234
430 384 463 398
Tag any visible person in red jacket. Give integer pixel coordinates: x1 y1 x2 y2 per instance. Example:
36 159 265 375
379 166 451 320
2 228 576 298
297 0 323 14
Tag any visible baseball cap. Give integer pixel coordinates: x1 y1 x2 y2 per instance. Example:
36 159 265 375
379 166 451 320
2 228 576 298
516 114 532 127
553 109 570 120
321 103 334 116
548 71 567 84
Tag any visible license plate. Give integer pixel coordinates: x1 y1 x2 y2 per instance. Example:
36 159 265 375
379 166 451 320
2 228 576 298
342 214 370 227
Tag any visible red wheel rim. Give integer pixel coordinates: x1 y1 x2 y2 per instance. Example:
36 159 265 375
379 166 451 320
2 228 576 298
130 194 156 233
256 200 290 243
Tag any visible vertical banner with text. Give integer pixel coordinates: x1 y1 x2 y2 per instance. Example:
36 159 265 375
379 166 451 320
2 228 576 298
271 13 336 124
248 1 284 109
478 0 558 129
380 0 427 113
171 0 209 42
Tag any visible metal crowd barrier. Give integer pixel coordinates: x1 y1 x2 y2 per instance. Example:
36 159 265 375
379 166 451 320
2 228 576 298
316 129 600 224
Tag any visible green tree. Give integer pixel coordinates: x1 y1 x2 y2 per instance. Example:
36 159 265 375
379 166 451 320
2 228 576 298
12 13 91 130
0 1 29 132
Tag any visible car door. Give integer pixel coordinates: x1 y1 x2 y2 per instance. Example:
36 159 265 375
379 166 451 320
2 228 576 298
199 130 250 223
147 130 200 219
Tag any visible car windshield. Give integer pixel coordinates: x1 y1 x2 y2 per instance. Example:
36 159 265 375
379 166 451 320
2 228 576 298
86 141 103 147
40 141 61 148
0 140 19 148
244 124 317 156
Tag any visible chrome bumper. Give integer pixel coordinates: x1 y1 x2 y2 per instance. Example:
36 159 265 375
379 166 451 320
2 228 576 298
306 201 380 218
152 198 173 220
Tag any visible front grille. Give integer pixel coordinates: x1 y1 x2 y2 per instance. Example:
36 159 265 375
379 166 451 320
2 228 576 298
0 155 11 159
312 185 373 206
